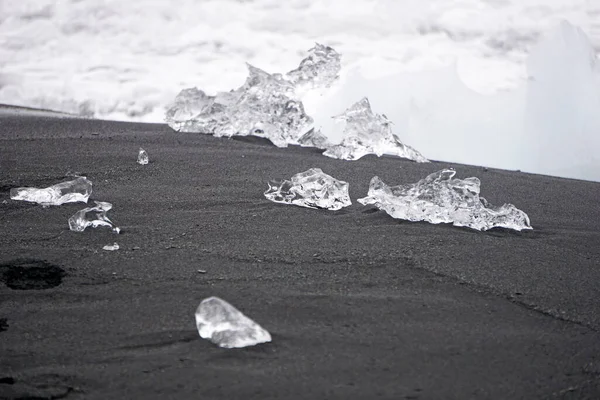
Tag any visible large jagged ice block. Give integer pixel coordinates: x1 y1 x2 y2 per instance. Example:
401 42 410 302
68 201 120 233
286 43 341 90
165 44 341 147
358 169 531 231
264 168 351 211
10 177 92 206
322 98 428 162
195 297 271 349
137 148 149 165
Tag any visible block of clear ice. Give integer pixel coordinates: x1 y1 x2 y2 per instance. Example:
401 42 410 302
323 98 428 162
68 201 120 233
297 128 331 149
358 169 531 231
102 243 119 251
10 177 92 206
137 148 149 165
264 168 351 211
195 297 271 349
165 44 340 147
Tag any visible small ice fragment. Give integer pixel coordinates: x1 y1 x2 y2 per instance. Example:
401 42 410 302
10 177 92 206
358 169 532 231
297 128 331 149
102 243 119 251
68 201 120 233
137 148 149 165
195 296 271 348
264 168 351 210
323 98 428 162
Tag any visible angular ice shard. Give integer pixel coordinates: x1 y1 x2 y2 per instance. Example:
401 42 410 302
165 44 341 147
297 128 331 149
286 43 341 90
102 243 119 251
137 148 149 165
10 177 92 206
323 98 428 162
68 201 120 233
264 168 351 210
358 169 531 231
195 297 271 349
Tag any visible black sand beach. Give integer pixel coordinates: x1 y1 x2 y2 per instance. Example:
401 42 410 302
1 110 599 399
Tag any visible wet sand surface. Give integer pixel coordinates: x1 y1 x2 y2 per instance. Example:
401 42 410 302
1 111 599 399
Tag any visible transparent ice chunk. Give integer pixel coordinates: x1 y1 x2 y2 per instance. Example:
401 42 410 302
264 168 351 211
286 43 341 90
165 44 341 147
195 296 271 349
323 98 428 162
358 169 532 231
102 243 119 251
137 147 149 165
297 128 331 149
68 201 120 233
10 177 92 206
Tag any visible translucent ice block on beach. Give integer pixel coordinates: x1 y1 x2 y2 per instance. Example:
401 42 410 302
195 297 271 349
10 177 92 206
102 242 119 251
358 169 531 231
137 148 149 165
165 44 341 147
323 98 428 162
264 168 351 210
297 129 331 149
68 201 120 233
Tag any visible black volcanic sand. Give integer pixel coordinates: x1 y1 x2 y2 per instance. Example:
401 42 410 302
1 110 600 399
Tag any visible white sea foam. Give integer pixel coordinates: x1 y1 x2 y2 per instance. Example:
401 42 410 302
1 0 599 179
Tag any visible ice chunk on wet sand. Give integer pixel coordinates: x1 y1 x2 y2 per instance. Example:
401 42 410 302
195 297 271 349
68 201 120 233
358 169 531 231
323 98 428 162
102 243 119 251
137 148 149 165
297 129 331 149
264 168 351 211
165 44 340 147
10 177 92 206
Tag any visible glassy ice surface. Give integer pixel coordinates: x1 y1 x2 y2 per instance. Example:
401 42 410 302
102 243 119 251
137 148 149 165
165 44 341 147
358 169 532 231
10 177 92 206
297 129 331 149
323 98 428 162
195 297 271 349
264 168 351 211
68 201 120 233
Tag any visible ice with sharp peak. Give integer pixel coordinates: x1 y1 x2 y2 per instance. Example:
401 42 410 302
195 297 271 349
68 201 120 233
264 168 352 211
358 169 532 231
10 177 92 206
322 97 429 162
165 44 340 147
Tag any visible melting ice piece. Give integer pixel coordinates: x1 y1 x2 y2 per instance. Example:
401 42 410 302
68 201 120 233
195 297 271 349
264 168 351 210
137 148 149 165
102 243 119 251
358 169 532 231
297 129 331 149
323 98 428 162
165 44 341 147
10 177 92 206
